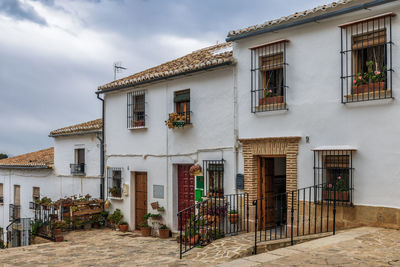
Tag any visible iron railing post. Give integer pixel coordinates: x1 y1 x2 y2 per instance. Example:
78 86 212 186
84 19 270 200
333 184 337 235
291 191 294 246
179 213 182 259
246 193 249 233
253 200 258 255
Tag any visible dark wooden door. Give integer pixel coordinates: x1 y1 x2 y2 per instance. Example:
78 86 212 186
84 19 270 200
258 158 275 229
177 164 195 212
135 172 147 229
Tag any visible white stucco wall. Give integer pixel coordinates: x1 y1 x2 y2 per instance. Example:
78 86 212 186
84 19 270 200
0 168 101 242
53 134 101 177
234 2 400 209
104 66 237 230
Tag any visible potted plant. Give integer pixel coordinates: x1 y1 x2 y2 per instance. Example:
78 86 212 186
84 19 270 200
107 209 123 229
158 224 170 238
150 213 162 221
189 164 202 176
259 89 284 106
322 176 349 201
109 187 121 198
151 202 159 210
228 210 239 224
119 221 129 232
185 227 199 246
352 61 386 94
165 112 186 129
157 206 165 212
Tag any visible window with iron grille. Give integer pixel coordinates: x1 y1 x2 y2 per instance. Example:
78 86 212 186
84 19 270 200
203 160 224 197
313 149 354 204
251 40 288 112
340 13 394 103
0 183 3 204
32 187 40 202
107 167 123 198
70 148 85 175
127 90 146 128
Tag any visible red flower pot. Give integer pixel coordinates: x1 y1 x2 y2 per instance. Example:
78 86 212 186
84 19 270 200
322 191 349 201
119 224 129 232
259 96 284 106
352 81 385 94
159 228 170 239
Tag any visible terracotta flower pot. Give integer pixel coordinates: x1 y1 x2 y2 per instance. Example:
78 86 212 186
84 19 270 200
190 235 199 246
259 96 284 105
151 202 159 210
159 228 170 239
54 228 62 236
228 213 239 224
141 227 152 237
322 190 349 201
352 81 385 94
119 224 129 232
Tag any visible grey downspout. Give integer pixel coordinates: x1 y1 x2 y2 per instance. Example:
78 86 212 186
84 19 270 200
97 93 105 200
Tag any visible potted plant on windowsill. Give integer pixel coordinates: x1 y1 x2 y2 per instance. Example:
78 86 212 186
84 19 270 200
165 112 186 129
228 210 239 224
259 89 284 106
158 224 170 238
322 176 349 201
132 120 145 127
109 187 121 198
352 61 387 94
119 221 129 232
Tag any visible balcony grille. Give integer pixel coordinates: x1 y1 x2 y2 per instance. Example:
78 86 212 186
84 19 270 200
9 204 21 221
251 40 288 112
340 13 394 103
203 160 224 196
70 163 85 175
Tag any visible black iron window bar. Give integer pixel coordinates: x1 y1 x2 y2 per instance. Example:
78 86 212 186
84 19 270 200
203 160 224 197
340 13 394 103
314 149 354 206
251 40 288 113
127 90 146 129
107 167 123 198
70 163 85 175
9 204 21 221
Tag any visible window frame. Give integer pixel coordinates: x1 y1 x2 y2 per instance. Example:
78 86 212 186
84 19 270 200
203 160 224 197
340 13 394 103
127 90 146 129
174 89 191 125
107 167 123 198
250 39 288 113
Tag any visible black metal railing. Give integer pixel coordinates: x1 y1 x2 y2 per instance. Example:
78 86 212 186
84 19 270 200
178 193 249 259
33 204 59 241
340 13 394 103
6 218 31 248
9 204 21 221
253 183 343 254
70 163 85 175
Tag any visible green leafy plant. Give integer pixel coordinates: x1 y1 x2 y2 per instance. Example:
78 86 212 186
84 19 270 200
354 60 386 86
107 209 123 225
159 224 168 230
264 89 275 98
150 213 162 220
109 187 121 197
119 221 128 226
228 210 238 215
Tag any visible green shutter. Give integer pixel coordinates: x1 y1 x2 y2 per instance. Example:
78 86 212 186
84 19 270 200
174 92 190 102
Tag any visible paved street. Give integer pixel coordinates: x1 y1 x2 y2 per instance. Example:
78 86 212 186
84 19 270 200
0 227 398 266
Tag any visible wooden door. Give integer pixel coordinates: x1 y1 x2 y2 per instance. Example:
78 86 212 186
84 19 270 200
258 158 275 229
135 172 147 229
177 164 195 212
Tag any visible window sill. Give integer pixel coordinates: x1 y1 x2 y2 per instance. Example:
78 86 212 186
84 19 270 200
344 90 392 101
255 102 287 112
128 126 147 130
109 197 123 201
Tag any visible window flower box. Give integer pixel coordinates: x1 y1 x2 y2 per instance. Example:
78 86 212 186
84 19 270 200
259 96 284 106
352 81 385 94
322 190 349 202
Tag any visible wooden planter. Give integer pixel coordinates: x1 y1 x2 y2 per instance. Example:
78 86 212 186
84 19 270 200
259 96 284 106
228 213 239 224
119 224 129 232
141 227 152 237
159 228 170 238
322 191 349 201
352 81 385 94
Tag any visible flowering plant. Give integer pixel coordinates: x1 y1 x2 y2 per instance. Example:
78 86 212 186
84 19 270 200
264 89 275 98
353 61 386 86
324 176 349 192
165 112 186 129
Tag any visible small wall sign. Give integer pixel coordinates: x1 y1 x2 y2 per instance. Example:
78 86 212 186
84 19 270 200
236 174 244 190
153 185 164 199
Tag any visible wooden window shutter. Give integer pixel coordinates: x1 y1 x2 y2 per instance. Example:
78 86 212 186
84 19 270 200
324 155 350 168
0 183 3 197
33 187 40 198
260 53 284 71
14 185 20 205
352 29 386 50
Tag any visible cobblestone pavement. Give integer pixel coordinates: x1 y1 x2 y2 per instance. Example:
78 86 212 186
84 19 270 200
0 227 398 266
220 227 400 267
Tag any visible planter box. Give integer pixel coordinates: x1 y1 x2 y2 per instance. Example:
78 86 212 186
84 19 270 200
259 96 284 106
159 228 170 238
141 227 152 237
228 213 239 224
322 191 349 202
352 81 385 94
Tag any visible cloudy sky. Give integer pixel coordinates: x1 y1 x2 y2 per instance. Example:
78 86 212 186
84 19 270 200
0 0 330 156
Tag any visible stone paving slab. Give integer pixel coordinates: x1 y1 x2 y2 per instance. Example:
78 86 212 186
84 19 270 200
219 227 400 267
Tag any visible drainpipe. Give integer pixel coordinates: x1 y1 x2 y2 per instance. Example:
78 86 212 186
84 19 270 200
97 94 105 200
233 59 239 193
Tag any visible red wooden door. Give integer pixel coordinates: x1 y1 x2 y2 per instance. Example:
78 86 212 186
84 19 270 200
178 164 195 212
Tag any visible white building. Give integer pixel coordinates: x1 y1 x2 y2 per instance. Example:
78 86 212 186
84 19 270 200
0 119 103 243
97 43 237 231
227 0 400 228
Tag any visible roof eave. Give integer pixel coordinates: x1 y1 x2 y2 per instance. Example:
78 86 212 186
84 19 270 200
0 165 52 169
96 60 235 94
49 130 102 138
226 0 397 42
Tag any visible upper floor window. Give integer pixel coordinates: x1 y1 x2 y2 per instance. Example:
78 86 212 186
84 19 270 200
127 90 146 129
70 148 85 175
107 167 122 198
166 90 191 128
251 40 288 112
340 13 394 103
0 183 3 204
32 187 40 202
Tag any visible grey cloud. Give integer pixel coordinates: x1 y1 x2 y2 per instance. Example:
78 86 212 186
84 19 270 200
0 0 47 25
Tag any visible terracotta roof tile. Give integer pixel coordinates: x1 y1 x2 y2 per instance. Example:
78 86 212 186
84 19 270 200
227 0 364 38
98 42 234 91
0 147 54 168
49 119 102 137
